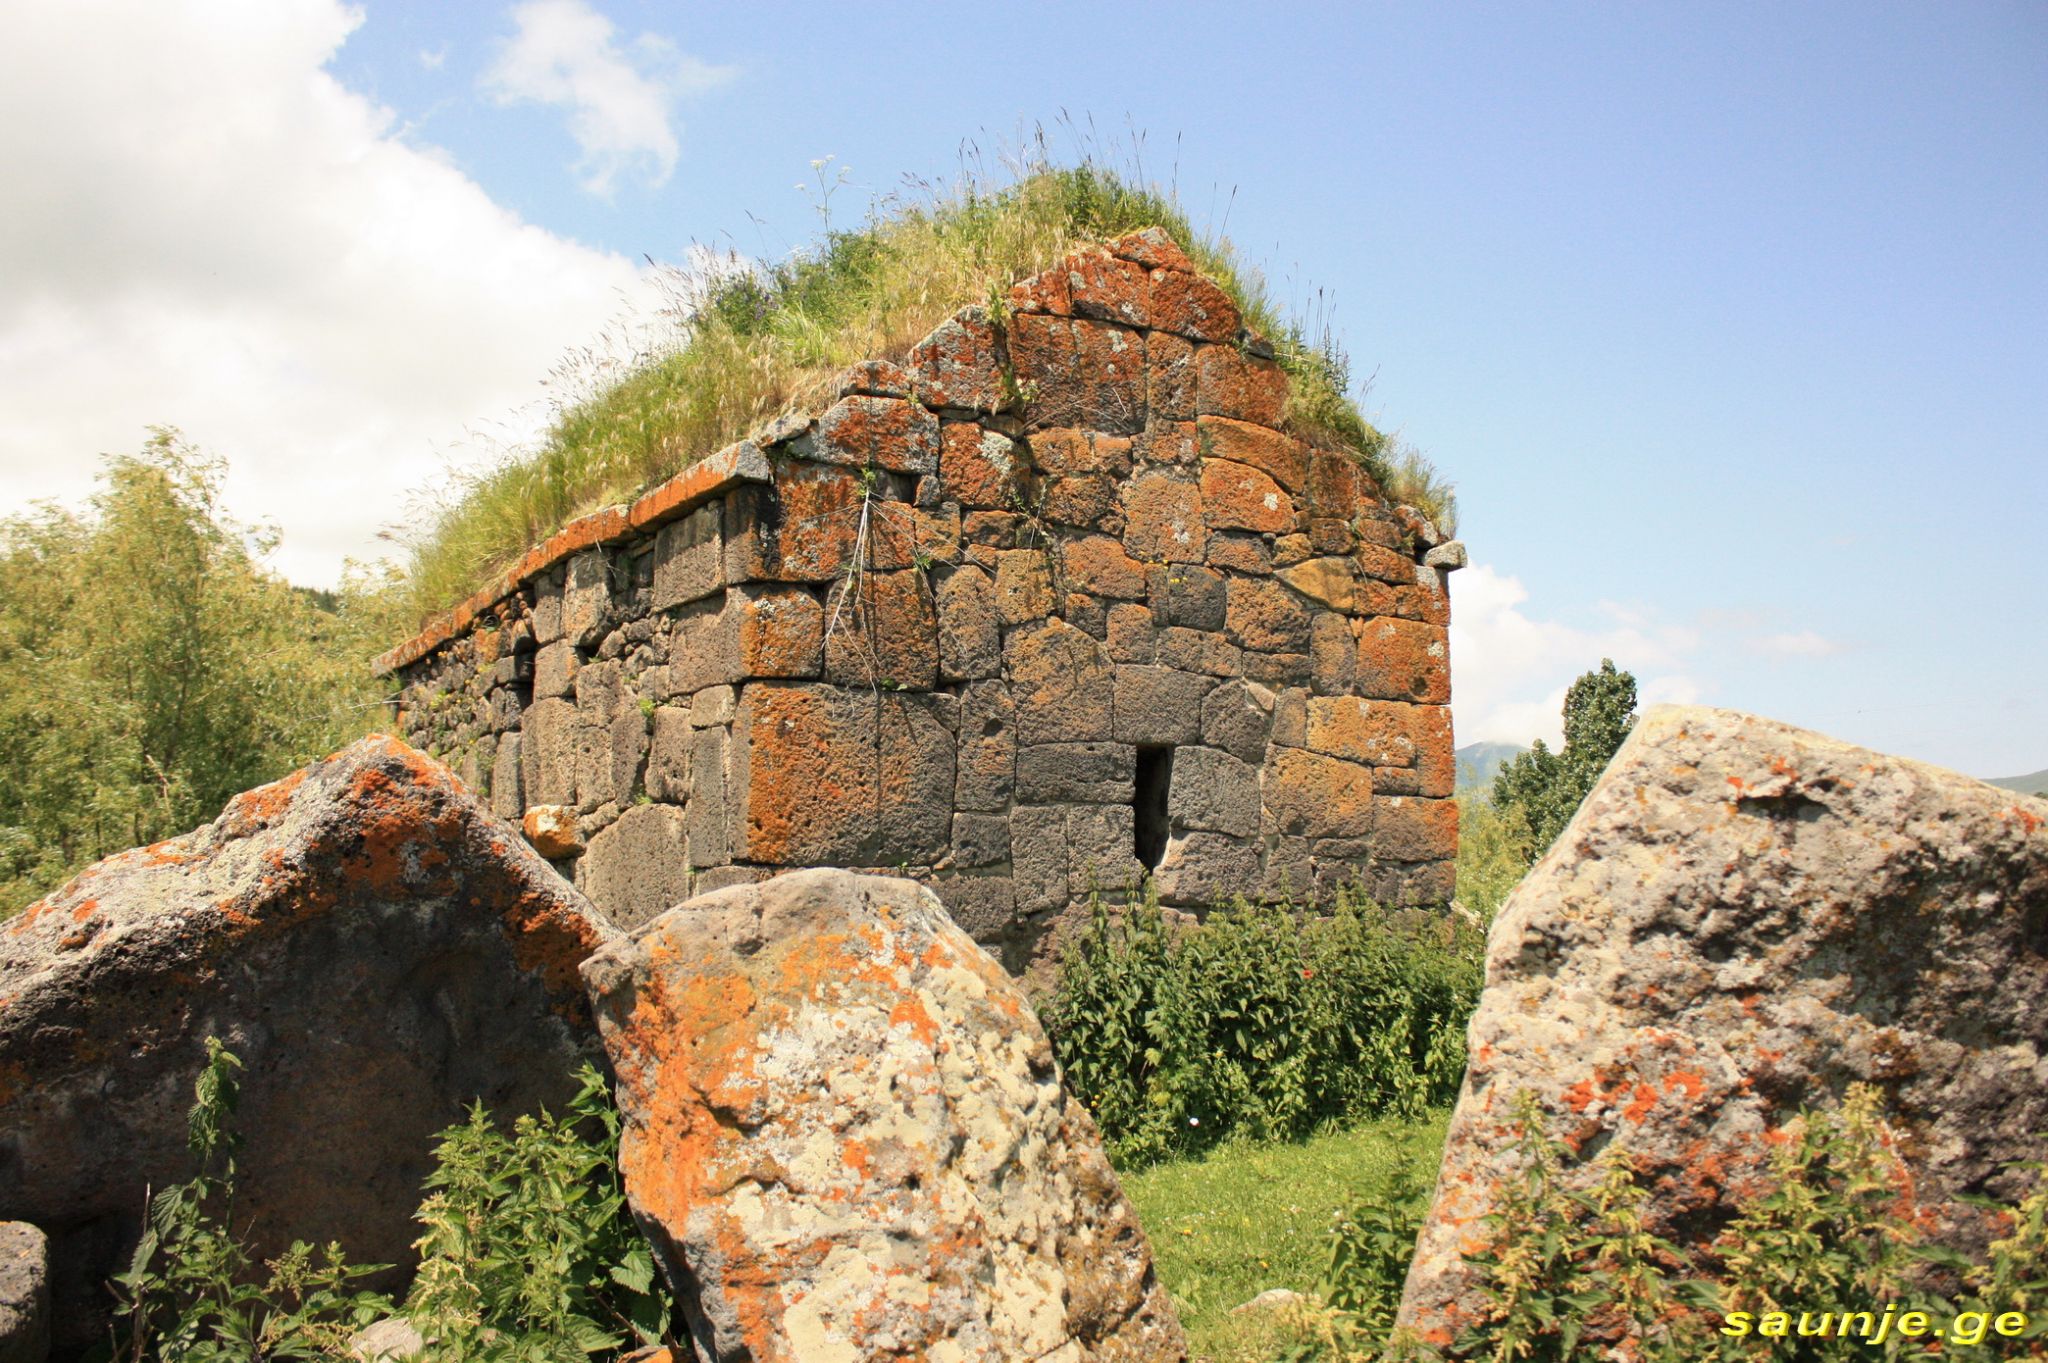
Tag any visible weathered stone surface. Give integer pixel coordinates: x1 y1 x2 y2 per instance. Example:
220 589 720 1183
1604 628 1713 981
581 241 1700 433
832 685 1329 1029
1146 563 1228 632
935 564 1000 682
578 803 691 931
939 422 1026 509
813 395 941 474
489 732 524 819
520 698 579 806
949 812 1011 868
583 870 1183 1363
824 570 940 690
1156 626 1242 678
1112 665 1212 746
523 803 583 858
1194 345 1287 426
724 462 864 583
727 583 824 679
1058 535 1146 601
1200 459 1295 534
561 549 611 647
651 503 723 610
1066 804 1142 898
1224 577 1313 654
1033 427 1133 478
730 684 952 866
1356 617 1450 704
0 1222 48 1363
1121 470 1206 564
1005 619 1115 745
645 706 691 802
1197 417 1308 493
931 874 1017 945
1167 747 1260 837
908 307 1007 413
1277 556 1357 612
533 639 580 700
1369 795 1457 863
1012 806 1070 915
348 1316 424 1363
1009 314 1147 435
1017 742 1136 804
1205 531 1271 575
1145 332 1197 422
1309 614 1358 694
993 549 1055 625
1148 269 1240 342
1400 709 2048 1349
1106 603 1158 663
686 726 731 868
1262 748 1374 839
0 739 612 1354
955 681 1016 812
1153 832 1261 908
1200 680 1273 764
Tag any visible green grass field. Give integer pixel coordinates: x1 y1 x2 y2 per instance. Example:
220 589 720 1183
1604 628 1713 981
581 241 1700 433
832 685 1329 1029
1122 1112 1451 1363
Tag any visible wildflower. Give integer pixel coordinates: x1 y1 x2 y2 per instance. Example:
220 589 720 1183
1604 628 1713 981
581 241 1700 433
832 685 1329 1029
1301 968 1315 980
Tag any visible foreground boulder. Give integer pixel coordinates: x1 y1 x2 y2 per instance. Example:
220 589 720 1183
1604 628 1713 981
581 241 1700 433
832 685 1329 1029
0 737 615 1356
582 868 1186 1362
1400 706 2048 1348
0 1222 48 1363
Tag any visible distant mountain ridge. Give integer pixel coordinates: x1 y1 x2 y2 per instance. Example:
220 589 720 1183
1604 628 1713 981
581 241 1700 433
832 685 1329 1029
1456 741 1529 791
1986 769 2048 797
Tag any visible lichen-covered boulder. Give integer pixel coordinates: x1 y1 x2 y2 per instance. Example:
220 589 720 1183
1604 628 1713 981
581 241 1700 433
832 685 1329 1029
0 737 616 1356
1399 707 2048 1349
0 1222 48 1363
582 867 1185 1363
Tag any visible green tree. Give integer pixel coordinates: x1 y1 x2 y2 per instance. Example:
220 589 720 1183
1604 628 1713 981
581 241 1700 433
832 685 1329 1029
0 430 391 915
1489 659 1638 858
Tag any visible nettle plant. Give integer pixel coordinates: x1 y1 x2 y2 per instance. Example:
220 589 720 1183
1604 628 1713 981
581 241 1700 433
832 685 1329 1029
106 1043 676 1362
1306 1086 2048 1363
1042 883 1483 1169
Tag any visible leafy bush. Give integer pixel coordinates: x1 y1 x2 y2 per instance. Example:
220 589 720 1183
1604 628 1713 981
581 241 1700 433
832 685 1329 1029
1306 1084 2048 1362
108 1039 395 1360
1451 795 1533 924
109 1043 676 1361
1043 886 1483 1169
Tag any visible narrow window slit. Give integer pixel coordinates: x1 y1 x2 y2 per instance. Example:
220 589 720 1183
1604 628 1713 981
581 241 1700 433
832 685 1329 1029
1134 745 1173 872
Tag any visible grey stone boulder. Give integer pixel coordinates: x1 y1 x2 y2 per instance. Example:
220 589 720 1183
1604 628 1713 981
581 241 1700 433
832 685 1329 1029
582 868 1186 1362
0 1223 47 1363
0 737 617 1356
1399 707 2048 1350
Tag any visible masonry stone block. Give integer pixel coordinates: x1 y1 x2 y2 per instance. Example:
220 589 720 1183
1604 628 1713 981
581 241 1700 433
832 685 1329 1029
579 804 691 932
1356 617 1450 704
1146 563 1227 631
907 307 1006 413
652 503 723 609
824 570 939 690
1011 806 1069 915
562 550 611 647
813 395 940 474
724 463 863 583
1110 665 1211 746
1016 742 1136 804
645 707 691 803
490 732 523 819
1200 679 1274 764
687 725 730 868
1200 459 1295 534
930 874 1018 944
727 583 825 679
1145 332 1197 421
1371 795 1459 863
1105 602 1158 663
1194 346 1288 426
949 812 1011 868
1225 577 1313 654
1005 618 1114 745
934 565 1000 681
1059 535 1148 600
993 549 1055 625
520 698 579 808
1167 747 1260 837
1264 748 1375 840
955 680 1016 812
533 641 579 700
1064 805 1141 898
939 423 1026 509
1154 832 1261 908
1156 626 1242 678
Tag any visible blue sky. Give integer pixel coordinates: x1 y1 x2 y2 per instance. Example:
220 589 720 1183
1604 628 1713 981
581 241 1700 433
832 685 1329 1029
2 2 2042 776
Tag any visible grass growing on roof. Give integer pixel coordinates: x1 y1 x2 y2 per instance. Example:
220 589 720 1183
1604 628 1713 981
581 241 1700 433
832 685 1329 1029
394 154 1456 629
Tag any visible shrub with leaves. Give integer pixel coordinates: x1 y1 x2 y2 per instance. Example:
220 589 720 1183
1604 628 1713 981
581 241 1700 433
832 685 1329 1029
107 1039 397 1361
108 1044 676 1362
404 1065 671 1359
1042 885 1483 1168
1489 659 1637 860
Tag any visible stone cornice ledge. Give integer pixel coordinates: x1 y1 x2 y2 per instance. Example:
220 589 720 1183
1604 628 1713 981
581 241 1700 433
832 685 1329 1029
372 439 774 677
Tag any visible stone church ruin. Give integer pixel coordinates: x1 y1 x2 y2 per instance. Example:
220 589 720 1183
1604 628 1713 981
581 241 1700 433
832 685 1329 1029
378 228 1465 965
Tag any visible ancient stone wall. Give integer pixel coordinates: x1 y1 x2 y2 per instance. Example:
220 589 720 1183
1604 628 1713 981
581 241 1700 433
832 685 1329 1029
379 229 1463 967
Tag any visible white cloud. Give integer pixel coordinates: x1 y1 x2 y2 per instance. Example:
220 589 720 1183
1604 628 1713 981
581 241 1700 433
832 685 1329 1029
419 46 446 70
1449 563 1703 749
481 0 734 197
0 0 678 587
